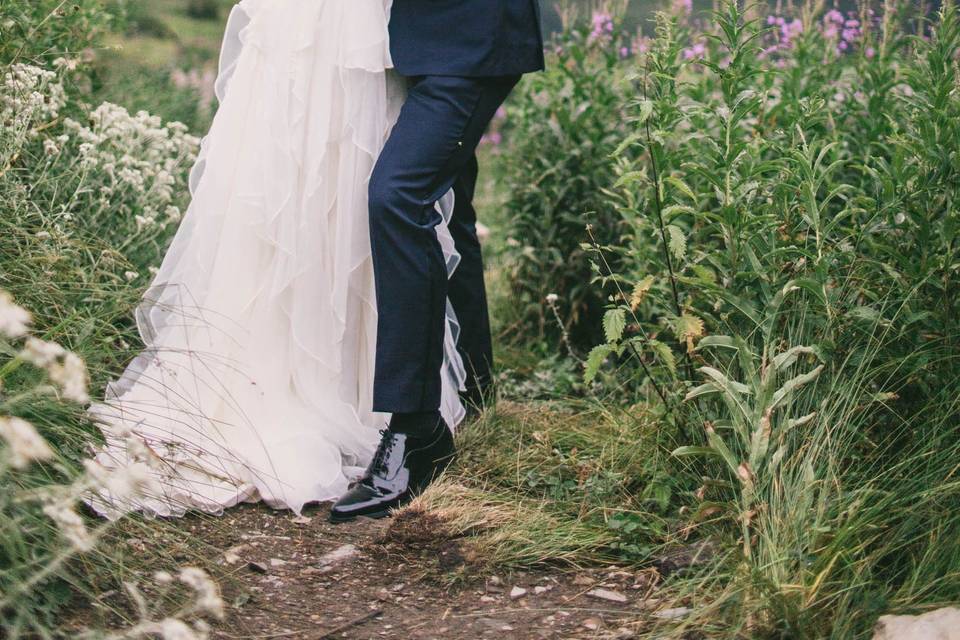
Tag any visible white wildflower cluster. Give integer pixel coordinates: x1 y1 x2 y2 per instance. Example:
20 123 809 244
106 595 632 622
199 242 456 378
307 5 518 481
94 568 223 640
19 337 91 404
0 289 32 338
0 414 97 554
83 458 157 501
177 567 225 620
62 104 199 229
0 64 67 133
0 288 222 638
0 415 53 468
2 300 80 407
42 501 94 551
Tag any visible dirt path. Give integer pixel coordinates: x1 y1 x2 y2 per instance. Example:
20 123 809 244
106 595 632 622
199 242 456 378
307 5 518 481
194 503 659 639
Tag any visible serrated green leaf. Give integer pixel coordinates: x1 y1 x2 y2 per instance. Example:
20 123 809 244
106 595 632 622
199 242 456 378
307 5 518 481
584 344 615 383
690 264 716 283
603 308 627 343
636 99 654 125
612 132 644 157
667 225 686 263
614 170 647 189
665 175 697 201
648 338 677 376
672 313 705 342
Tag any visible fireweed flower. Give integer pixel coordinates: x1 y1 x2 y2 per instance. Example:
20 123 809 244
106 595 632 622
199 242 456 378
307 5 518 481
823 9 861 54
671 0 693 17
0 290 31 338
632 33 652 55
589 11 615 43
683 40 707 60
760 14 804 58
0 416 54 468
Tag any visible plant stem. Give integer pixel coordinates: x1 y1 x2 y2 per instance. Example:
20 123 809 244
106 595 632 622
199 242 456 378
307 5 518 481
641 65 697 384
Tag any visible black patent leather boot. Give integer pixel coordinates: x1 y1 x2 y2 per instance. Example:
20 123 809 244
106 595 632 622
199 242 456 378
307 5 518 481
329 420 455 523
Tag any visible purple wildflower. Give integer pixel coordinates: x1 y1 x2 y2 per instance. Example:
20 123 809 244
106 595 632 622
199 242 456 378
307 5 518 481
822 8 861 54
671 0 693 17
760 13 803 58
590 11 615 43
683 40 707 60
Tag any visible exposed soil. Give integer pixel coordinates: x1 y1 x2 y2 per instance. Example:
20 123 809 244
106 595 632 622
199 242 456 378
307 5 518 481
179 502 664 640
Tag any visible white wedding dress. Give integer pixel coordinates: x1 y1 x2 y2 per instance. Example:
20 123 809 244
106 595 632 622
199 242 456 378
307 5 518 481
87 0 466 519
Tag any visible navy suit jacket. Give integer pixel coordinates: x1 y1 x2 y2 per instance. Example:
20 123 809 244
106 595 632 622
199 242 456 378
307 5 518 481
389 0 545 77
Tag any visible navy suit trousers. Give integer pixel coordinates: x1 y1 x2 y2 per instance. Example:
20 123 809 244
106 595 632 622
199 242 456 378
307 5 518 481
369 75 518 413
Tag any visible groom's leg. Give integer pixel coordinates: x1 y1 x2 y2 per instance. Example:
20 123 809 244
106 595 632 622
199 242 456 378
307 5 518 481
449 155 494 406
369 75 518 417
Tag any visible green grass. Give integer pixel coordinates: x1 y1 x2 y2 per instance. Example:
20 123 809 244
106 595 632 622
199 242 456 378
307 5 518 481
406 400 675 571
3 1 958 638
91 0 235 131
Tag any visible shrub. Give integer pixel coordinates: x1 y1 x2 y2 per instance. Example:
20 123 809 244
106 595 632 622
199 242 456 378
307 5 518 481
0 57 198 371
568 0 960 635
0 0 113 66
496 9 636 352
0 288 226 637
0 22 201 633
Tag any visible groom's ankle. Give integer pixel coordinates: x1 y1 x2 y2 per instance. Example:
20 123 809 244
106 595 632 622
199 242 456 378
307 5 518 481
389 410 442 437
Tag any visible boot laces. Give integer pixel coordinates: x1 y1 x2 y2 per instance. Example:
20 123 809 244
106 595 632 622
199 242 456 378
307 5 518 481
368 429 395 477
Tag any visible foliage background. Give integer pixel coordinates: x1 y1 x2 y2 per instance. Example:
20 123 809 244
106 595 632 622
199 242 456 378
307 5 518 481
0 1 958 638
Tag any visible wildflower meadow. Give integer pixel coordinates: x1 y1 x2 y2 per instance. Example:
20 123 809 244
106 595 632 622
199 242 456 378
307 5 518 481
1 0 958 638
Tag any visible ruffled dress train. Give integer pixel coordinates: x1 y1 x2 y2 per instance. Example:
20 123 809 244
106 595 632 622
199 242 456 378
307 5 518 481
87 0 466 518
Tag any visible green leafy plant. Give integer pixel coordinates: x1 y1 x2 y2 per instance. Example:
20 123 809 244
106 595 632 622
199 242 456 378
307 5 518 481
558 0 960 635
497 6 636 351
